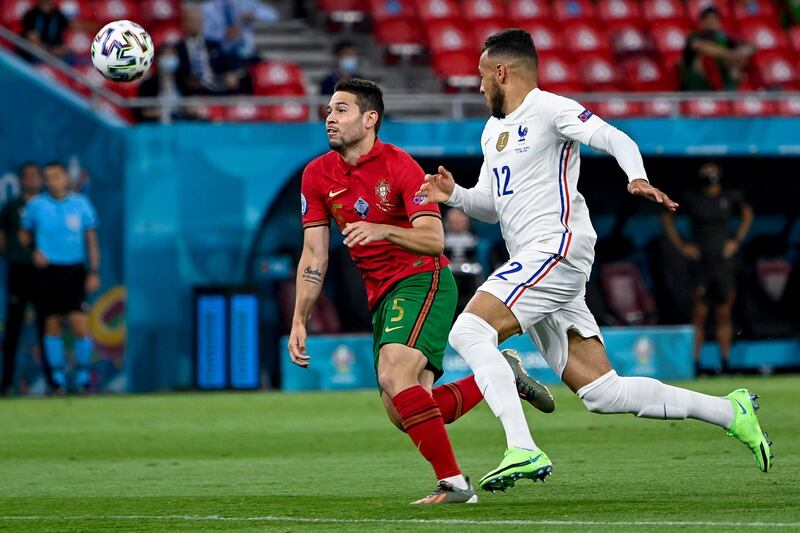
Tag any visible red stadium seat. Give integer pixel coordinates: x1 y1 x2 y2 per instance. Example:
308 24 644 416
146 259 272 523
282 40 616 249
250 62 305 95
641 0 688 24
518 21 564 52
317 0 368 16
463 0 505 22
537 52 582 93
611 24 651 56
149 23 183 47
140 0 182 25
415 0 459 22
789 26 800 52
578 53 621 91
373 18 425 54
777 97 800 116
268 102 311 122
472 20 508 49
90 0 138 24
592 98 644 118
552 0 596 23
651 21 691 58
732 0 777 22
731 96 777 117
564 22 612 55
739 21 789 53
686 0 731 21
600 262 658 326
432 50 481 87
754 51 798 89
507 0 551 22
642 97 676 116
426 20 473 54
597 0 642 28
64 28 93 57
213 104 269 123
58 0 91 20
681 97 732 117
1 0 34 32
367 0 415 22
622 56 673 91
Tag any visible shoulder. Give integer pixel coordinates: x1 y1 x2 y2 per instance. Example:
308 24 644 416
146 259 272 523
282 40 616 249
302 151 335 181
73 193 94 207
382 143 424 175
26 194 45 208
534 90 582 113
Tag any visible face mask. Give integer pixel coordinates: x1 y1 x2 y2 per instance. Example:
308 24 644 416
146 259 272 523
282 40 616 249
339 56 358 75
159 55 179 73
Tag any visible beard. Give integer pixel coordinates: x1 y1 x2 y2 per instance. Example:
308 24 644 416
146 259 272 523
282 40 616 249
489 79 506 119
328 124 366 151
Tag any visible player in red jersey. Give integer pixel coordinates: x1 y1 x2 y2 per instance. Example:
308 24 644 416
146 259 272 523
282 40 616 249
288 79 553 504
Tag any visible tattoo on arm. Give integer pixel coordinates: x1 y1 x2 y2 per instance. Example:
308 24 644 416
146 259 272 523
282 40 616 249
302 266 323 285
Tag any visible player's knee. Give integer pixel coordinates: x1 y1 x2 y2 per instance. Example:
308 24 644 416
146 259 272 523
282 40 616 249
578 370 625 414
715 304 732 321
448 313 497 354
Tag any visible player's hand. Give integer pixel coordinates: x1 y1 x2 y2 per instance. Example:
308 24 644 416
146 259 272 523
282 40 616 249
288 322 311 368
681 243 701 260
342 222 389 247
416 165 456 205
32 249 48 269
85 272 100 294
627 179 678 212
723 239 740 259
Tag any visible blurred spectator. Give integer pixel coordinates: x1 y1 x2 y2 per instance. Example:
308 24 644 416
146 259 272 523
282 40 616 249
19 0 70 62
202 0 278 64
0 164 55 395
681 6 755 91
19 162 100 392
661 162 753 375
443 208 482 316
137 45 202 123
176 9 252 96
319 41 364 96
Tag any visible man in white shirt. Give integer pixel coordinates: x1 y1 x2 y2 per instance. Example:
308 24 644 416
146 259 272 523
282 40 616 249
418 29 772 493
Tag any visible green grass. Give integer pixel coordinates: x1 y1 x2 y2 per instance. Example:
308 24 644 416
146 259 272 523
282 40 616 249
0 376 797 532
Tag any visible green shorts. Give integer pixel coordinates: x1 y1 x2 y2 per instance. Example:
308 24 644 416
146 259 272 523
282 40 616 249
371 267 458 385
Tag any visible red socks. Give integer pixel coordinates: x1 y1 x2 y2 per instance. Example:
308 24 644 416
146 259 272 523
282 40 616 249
433 376 484 424
391 385 461 480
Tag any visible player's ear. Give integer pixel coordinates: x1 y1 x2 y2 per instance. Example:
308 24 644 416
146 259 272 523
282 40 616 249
495 63 506 83
364 110 378 130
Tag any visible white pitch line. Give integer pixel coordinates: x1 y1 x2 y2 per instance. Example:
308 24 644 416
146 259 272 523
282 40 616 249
1 515 799 528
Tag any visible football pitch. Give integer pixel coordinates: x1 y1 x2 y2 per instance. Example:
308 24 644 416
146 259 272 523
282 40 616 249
0 376 797 532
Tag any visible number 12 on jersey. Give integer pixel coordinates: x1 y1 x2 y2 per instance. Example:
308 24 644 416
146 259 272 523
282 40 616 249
493 166 513 197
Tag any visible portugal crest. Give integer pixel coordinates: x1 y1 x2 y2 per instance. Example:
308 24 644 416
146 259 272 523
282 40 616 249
496 132 509 152
375 179 391 201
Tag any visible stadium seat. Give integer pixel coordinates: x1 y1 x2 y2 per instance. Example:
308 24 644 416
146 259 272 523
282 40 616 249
211 104 268 123
642 97 676 116
600 262 658 326
611 24 651 56
564 21 612 55
651 21 691 59
64 28 93 58
536 52 582 93
415 0 459 22
507 0 551 22
731 96 777 117
756 259 792 303
373 18 425 55
686 0 731 21
316 0 368 23
472 20 509 49
518 20 564 52
462 0 505 22
681 97 732 117
140 0 182 25
90 0 138 24
777 97 800 116
58 0 91 20
1 0 33 32
622 56 673 91
552 0 596 23
754 51 799 89
432 50 481 88
578 53 621 91
732 0 777 22
641 0 688 24
789 26 800 52
250 62 305 95
597 0 642 29
592 98 644 117
426 20 473 54
739 21 789 53
149 23 183 47
367 0 415 22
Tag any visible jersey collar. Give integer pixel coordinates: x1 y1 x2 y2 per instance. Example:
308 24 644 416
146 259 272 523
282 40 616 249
337 138 385 173
502 88 540 124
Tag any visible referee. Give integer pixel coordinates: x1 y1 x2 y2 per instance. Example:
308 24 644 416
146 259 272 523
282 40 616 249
0 163 55 394
19 162 100 392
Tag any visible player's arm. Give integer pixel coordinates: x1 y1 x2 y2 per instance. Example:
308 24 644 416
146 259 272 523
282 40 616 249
660 211 700 259
288 225 330 368
416 163 498 223
343 215 444 256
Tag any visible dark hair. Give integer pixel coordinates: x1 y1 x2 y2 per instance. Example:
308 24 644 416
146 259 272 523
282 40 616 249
699 5 721 19
43 161 66 172
483 28 538 70
334 40 356 56
333 78 385 134
18 161 38 173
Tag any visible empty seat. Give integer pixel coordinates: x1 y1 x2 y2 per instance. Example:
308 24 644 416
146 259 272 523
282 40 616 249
64 28 93 58
317 0 368 22
367 0 415 21
600 262 658 326
58 0 91 20
507 0 551 22
592 98 645 117
472 20 509 49
90 0 139 23
681 97 732 117
597 0 642 28
754 51 798 89
463 0 505 22
651 21 691 58
250 62 305 95
756 259 792 303
565 21 612 54
731 96 777 116
777 97 800 116
789 26 800 52
622 56 673 91
426 20 473 54
578 53 621 91
739 21 790 52
537 52 582 92
415 0 459 22
149 23 183 47
641 0 688 24
140 0 182 25
611 24 651 55
373 18 426 54
642 97 676 116
518 20 564 52
552 0 596 23
432 50 481 87
732 0 777 22
2 0 34 32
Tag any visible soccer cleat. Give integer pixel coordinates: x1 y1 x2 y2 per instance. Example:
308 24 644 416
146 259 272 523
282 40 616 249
479 447 552 492
726 389 773 473
502 349 555 413
410 478 478 505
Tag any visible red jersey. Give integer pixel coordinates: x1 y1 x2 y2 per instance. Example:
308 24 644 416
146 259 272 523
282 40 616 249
301 139 448 309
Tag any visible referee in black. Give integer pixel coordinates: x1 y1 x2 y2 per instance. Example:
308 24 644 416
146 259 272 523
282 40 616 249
0 163 54 395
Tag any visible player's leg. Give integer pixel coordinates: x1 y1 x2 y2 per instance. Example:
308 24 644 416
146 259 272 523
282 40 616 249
1 265 27 394
690 289 709 374
68 311 92 390
43 314 66 390
714 279 736 374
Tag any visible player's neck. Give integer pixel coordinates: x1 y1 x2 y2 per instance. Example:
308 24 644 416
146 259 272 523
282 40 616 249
340 135 376 166
502 83 537 117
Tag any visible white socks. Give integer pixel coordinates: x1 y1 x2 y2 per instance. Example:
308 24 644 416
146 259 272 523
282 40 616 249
578 370 734 429
441 474 469 490
449 313 537 451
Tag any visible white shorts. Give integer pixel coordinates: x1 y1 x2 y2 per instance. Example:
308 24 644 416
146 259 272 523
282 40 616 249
478 250 603 377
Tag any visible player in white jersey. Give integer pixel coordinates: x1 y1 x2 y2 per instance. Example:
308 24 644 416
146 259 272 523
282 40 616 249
418 29 773 492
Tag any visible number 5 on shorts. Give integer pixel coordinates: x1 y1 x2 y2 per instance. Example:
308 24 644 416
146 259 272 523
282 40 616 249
390 299 405 322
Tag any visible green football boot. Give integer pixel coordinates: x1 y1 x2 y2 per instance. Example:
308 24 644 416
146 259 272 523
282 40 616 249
502 349 556 413
726 389 773 473
479 447 553 492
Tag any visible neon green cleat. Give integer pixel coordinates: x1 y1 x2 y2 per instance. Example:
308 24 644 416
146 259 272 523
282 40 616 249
479 447 552 492
726 389 773 473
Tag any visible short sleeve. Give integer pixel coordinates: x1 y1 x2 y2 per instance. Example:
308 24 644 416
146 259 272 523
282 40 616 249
395 153 441 222
20 199 36 230
301 163 330 229
539 91 607 145
82 197 98 229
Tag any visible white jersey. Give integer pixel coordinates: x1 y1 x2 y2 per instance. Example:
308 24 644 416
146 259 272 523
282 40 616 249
447 88 609 279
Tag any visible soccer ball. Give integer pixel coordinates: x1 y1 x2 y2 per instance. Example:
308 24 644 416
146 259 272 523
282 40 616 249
91 20 154 82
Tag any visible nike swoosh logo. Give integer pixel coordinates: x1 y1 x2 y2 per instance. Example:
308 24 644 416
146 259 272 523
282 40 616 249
736 399 747 415
530 454 542 464
329 189 347 198
384 326 404 333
